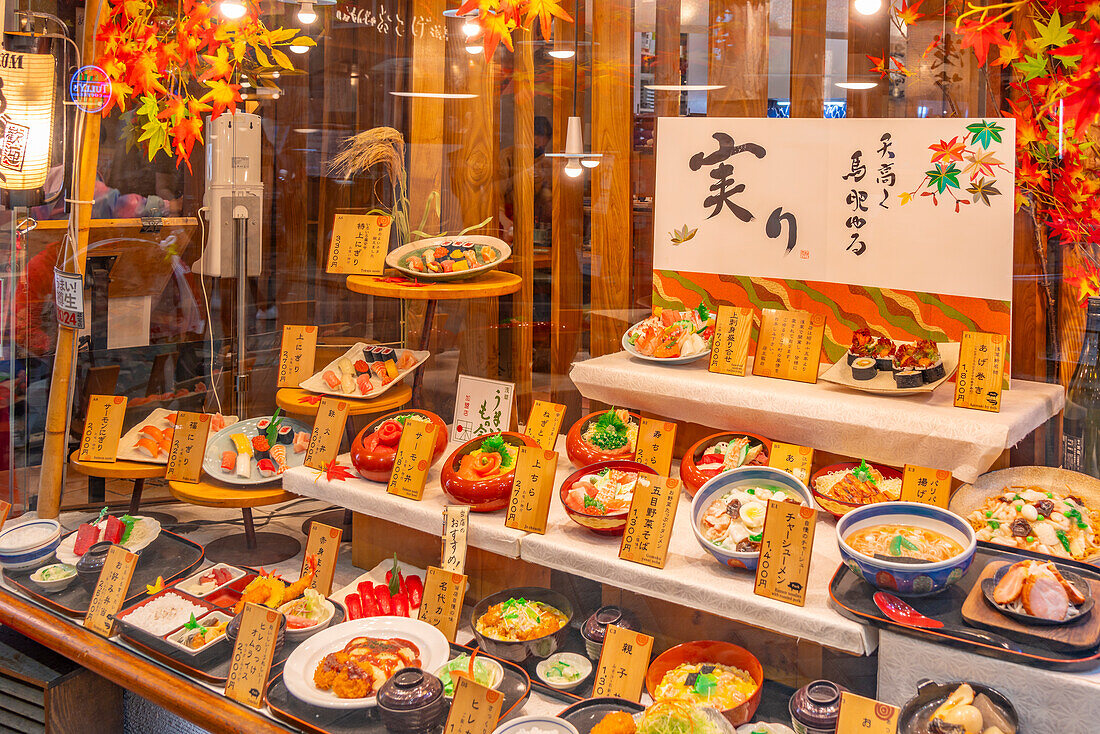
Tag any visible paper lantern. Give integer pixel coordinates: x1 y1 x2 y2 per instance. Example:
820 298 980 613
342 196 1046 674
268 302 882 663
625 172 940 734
0 50 55 192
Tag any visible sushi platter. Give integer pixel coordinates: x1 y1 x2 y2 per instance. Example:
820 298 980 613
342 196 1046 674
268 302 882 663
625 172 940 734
385 234 511 282
298 344 429 401
202 415 312 486
117 409 236 465
820 334 960 395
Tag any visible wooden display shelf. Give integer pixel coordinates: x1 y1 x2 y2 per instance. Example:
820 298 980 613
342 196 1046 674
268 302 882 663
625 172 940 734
345 270 522 300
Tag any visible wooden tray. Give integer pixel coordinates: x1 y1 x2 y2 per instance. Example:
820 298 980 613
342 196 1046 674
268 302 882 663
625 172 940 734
961 560 1100 652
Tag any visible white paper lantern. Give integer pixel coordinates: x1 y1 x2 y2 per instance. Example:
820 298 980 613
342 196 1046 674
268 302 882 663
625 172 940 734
0 50 55 192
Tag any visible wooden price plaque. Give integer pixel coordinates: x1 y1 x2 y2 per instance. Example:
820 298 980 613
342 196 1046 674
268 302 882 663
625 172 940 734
84 545 138 637
224 603 282 708
635 418 677 476
0 501 10 530
418 566 467 642
326 213 391 275
754 500 817 607
303 522 342 595
277 325 317 388
591 625 653 702
441 506 469 574
165 412 211 483
709 305 754 377
767 441 814 484
752 308 826 384
900 465 952 508
618 476 681 569
836 692 899 734
505 448 558 534
387 419 438 501
79 395 128 463
304 398 350 470
524 400 566 451
444 675 503 734
954 331 1006 412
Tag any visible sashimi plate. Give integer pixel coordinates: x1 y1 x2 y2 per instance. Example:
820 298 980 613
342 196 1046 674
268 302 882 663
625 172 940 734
56 515 162 565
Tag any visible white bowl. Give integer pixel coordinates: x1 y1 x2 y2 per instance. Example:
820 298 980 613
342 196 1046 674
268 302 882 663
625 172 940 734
436 654 505 697
28 563 77 593
278 596 337 641
535 652 592 691
0 519 61 555
493 715 580 734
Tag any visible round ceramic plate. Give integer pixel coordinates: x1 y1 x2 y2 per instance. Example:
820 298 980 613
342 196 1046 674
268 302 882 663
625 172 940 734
202 416 311 486
55 515 161 565
282 617 449 710
981 563 1094 626
620 319 710 365
386 235 511 282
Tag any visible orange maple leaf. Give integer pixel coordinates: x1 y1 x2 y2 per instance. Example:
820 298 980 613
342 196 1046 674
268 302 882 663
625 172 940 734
126 53 168 96
200 46 234 81
481 10 516 56
199 79 241 119
866 54 889 78
992 31 1023 68
170 115 204 168
896 0 924 26
928 136 966 164
524 0 573 42
101 79 133 116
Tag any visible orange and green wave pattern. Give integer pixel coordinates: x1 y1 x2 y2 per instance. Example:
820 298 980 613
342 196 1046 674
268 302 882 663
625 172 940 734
653 270 1011 362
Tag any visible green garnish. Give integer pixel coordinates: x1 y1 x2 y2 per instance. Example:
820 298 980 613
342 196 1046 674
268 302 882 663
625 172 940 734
889 534 920 556
265 408 283 446
583 495 606 513
589 410 629 451
746 488 755 495
988 520 1001 530
480 434 516 468
985 511 993 518
749 533 763 543
119 515 136 543
1057 529 1073 554
692 673 717 697
851 459 878 486
695 303 710 323
1027 536 1036 543
183 614 202 631
1080 522 1089 529
388 553 401 596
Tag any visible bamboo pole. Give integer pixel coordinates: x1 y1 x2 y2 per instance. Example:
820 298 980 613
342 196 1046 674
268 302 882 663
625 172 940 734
38 0 106 518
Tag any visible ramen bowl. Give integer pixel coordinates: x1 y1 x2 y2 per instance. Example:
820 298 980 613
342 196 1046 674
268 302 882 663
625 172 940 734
559 460 657 536
691 467 815 572
440 432 540 512
836 502 976 597
350 409 449 482
564 410 642 469
645 640 763 727
679 432 772 497
471 587 574 665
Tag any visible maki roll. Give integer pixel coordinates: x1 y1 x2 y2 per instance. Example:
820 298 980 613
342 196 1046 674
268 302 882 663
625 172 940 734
847 328 875 365
220 451 237 474
870 337 896 371
257 458 279 478
252 435 271 461
914 339 946 383
235 453 252 479
894 369 923 388
851 356 878 381
256 418 271 434
277 424 294 445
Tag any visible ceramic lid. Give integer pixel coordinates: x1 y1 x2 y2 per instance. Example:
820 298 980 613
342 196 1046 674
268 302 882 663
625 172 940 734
378 668 444 711
789 680 846 730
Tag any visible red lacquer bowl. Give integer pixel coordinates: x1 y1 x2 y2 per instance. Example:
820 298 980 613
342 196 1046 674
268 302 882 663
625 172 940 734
645 640 764 727
350 409 448 483
558 460 657 537
565 410 642 469
679 431 772 497
440 432 540 512
810 461 903 519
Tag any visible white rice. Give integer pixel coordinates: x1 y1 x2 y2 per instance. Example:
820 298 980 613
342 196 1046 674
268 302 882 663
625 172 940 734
120 592 208 636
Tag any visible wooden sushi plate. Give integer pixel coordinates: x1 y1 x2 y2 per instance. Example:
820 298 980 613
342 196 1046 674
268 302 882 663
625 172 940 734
819 340 960 395
961 560 1100 652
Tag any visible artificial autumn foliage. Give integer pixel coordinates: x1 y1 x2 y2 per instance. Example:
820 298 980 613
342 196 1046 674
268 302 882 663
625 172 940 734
457 0 572 56
95 0 313 168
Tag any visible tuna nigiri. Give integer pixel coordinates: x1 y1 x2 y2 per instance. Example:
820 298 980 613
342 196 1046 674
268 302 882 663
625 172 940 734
257 458 279 478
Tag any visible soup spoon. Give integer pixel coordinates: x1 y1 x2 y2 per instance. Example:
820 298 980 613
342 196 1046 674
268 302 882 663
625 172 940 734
873 592 1021 652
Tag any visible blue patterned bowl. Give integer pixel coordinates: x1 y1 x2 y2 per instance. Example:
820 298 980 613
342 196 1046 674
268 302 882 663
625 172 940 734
836 501 976 597
691 466 816 572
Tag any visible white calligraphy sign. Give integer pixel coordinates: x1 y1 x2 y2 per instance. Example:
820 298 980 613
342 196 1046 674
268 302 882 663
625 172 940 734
451 375 514 444
653 117 1015 303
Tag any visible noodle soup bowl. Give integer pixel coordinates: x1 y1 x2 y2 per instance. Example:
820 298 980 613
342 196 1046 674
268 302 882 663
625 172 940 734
472 587 574 665
836 502 976 597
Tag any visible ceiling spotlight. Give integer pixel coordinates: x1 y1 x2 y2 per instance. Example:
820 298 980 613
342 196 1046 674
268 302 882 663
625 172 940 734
219 0 246 19
581 158 600 169
853 0 883 14
297 0 317 23
465 43 483 55
289 43 309 54
462 18 480 38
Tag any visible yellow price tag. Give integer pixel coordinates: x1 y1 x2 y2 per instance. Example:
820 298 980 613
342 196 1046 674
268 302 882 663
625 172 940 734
505 448 558 534
387 419 438 501
303 522 342 595
752 308 825 384
954 331 1006 412
417 566 467 642
708 305 754 377
524 400 566 451
304 398 350 470
327 213 391 275
836 692 899 734
165 412 211 483
900 465 952 508
635 418 677 476
79 395 128 463
619 476 681 569
767 441 814 484
754 500 817 607
591 625 653 702
84 545 138 637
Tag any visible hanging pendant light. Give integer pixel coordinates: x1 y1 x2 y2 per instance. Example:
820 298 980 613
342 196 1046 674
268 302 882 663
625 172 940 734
0 47 56 197
545 19 600 176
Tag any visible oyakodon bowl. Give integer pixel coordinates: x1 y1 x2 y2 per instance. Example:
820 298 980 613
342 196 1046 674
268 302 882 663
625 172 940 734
440 432 540 512
679 432 772 497
559 460 656 536
896 679 1018 734
836 502 976 597
691 467 815 572
564 411 642 469
645 640 763 727
471 587 574 664
350 409 448 483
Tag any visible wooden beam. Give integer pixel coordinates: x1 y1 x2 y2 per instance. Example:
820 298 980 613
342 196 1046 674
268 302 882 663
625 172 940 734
654 0 682 119
512 31 536 418
708 0 769 118
590 0 634 357
789 0 826 118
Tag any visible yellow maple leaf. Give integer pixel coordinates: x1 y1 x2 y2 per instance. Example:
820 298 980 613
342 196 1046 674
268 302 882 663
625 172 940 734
200 79 241 119
899 191 913 205
200 46 233 81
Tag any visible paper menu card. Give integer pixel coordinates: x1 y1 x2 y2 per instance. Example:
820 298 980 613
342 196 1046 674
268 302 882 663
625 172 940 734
441 506 469 574
303 521 342 596
277 325 317 388
752 308 825 383
451 376 515 443
634 418 677 476
386 419 437 501
591 625 653 701
326 213 391 275
165 412 211 483
709 305 754 377
304 398 350 470
79 395 127 462
224 603 282 707
618 476 681 569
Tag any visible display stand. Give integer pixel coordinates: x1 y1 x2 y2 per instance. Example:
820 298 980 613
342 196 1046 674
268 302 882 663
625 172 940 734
345 271 523 403
167 478 300 565
68 451 176 523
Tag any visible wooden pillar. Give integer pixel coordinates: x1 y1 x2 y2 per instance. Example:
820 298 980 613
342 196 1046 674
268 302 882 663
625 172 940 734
590 0 633 358
512 31 535 418
846 3 890 117
708 0 769 118
654 0 682 119
789 0 825 118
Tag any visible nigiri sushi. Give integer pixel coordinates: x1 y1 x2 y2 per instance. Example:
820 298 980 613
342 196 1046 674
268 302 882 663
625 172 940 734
337 357 355 376
405 256 425 272
340 372 355 394
480 245 494 263
140 425 165 443
292 431 310 454
220 451 237 473
235 453 252 479
229 433 252 456
270 444 288 473
464 250 478 268
134 435 160 459
256 458 279 478
353 359 371 376
322 370 341 389
356 374 374 395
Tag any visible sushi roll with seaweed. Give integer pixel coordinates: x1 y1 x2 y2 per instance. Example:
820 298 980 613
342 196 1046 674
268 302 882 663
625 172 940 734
870 337 896 371
220 451 237 474
894 369 923 388
914 339 946 383
251 435 271 462
256 458 279 478
846 328 875 365
851 356 878 381
256 418 271 434
276 424 294 445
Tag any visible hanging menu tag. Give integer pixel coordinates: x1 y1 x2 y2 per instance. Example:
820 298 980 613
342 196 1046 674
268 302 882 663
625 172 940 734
836 692 899 734
165 412 211 483
303 522 342 595
387 419 438 501
441 506 469 573
591 625 654 701
767 441 814 484
754 500 817 607
619 476 681 569
634 418 677 476
417 566 467 642
224 603 282 707
900 465 952 509
444 675 503 734
305 398 350 470
709 305 754 377
84 545 138 637
505 448 558 534
752 308 826 384
954 331 1006 412
277 325 318 388
327 213 392 275
524 400 566 451
79 395 128 463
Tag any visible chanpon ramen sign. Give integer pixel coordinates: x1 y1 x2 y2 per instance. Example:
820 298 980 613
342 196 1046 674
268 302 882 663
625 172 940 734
69 65 110 114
